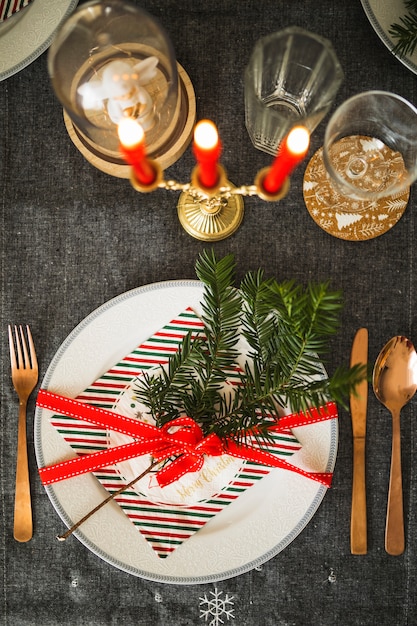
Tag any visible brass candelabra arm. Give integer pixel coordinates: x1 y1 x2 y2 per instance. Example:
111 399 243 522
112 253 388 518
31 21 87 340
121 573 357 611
158 179 193 193
159 179 259 199
216 183 260 198
160 177 289 202
130 163 290 241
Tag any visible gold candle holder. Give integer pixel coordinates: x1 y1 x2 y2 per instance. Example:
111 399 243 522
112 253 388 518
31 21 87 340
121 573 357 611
128 163 291 241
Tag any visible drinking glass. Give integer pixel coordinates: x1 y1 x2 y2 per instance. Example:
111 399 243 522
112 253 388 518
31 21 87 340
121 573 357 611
303 91 417 240
244 26 344 156
323 91 417 201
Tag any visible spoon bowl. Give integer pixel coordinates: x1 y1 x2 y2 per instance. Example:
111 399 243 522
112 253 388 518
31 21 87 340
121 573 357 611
373 336 417 555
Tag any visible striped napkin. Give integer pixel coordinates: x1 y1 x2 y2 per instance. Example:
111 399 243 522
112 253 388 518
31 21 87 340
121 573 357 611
50 308 301 558
0 0 33 22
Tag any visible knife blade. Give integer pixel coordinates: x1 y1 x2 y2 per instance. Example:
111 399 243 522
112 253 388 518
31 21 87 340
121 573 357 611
350 327 368 555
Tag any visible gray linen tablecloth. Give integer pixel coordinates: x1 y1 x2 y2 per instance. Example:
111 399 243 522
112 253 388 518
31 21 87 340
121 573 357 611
1 0 417 624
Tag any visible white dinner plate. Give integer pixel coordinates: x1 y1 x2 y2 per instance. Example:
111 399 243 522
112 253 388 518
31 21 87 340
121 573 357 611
0 0 78 81
34 280 338 584
360 0 417 74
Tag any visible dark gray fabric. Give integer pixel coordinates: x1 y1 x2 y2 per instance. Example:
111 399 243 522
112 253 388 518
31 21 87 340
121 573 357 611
1 0 417 624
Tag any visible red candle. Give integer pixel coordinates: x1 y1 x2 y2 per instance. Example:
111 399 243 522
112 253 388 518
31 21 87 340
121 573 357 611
263 126 310 194
193 120 222 188
118 118 156 186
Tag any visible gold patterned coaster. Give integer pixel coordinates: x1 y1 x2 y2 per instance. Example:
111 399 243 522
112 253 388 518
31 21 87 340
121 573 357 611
303 146 410 241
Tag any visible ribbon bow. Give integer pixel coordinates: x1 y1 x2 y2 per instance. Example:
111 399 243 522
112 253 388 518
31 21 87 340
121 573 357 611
142 417 225 486
36 389 337 488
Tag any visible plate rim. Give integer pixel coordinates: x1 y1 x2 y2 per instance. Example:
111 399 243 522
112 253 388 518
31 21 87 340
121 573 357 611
34 279 338 584
360 0 417 75
0 0 78 81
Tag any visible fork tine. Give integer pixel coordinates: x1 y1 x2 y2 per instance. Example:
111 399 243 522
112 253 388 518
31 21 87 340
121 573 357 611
26 325 38 370
9 325 37 370
14 325 24 369
19 325 30 368
8 325 17 370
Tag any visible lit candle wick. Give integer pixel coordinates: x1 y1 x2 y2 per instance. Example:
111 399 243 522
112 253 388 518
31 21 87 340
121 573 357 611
263 126 310 195
193 120 222 189
118 118 156 186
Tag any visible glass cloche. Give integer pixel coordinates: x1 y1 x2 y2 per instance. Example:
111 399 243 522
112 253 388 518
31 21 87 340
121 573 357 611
48 0 195 176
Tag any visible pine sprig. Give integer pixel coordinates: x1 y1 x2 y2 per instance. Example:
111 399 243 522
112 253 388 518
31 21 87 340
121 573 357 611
195 249 242 371
238 276 345 419
134 251 367 443
239 269 278 363
134 250 242 431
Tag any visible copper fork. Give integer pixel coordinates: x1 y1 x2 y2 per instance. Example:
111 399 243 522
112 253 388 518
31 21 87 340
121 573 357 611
8 325 38 542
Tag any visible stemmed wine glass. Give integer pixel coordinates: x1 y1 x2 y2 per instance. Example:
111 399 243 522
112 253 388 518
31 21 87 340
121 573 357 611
303 91 417 240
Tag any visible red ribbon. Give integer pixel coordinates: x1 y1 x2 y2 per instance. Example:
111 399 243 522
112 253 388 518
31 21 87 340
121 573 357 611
36 389 337 489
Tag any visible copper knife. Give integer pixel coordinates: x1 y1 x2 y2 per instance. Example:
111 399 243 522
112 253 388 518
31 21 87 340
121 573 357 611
350 327 369 555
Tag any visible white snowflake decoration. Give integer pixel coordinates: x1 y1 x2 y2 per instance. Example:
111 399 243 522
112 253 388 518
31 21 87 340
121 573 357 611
199 588 235 625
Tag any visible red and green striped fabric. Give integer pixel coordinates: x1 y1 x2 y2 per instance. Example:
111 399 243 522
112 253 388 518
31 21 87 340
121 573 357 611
50 307 301 558
0 0 32 22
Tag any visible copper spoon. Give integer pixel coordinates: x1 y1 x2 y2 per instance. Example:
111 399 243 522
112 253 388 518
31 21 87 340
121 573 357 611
373 336 417 555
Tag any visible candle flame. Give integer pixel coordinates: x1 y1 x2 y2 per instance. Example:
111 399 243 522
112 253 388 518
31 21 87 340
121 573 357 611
117 118 144 148
194 120 219 150
286 126 310 155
